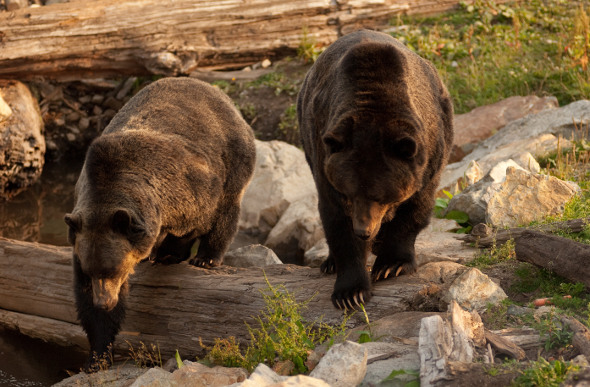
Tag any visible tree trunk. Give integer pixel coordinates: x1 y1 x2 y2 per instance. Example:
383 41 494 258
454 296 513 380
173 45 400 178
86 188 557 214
0 237 450 359
0 0 515 80
515 230 590 288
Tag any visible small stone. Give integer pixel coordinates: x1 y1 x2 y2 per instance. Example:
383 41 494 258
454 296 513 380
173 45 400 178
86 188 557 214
78 117 90 131
129 367 172 387
304 238 329 268
45 140 58 151
103 96 124 110
0 94 13 121
66 133 76 142
54 116 66 126
172 360 248 386
68 126 80 135
470 223 490 237
261 59 272 68
116 77 138 100
507 305 531 317
463 160 483 186
272 360 295 376
66 111 81 122
92 105 103 115
223 244 282 267
78 95 92 104
91 94 104 104
444 268 507 312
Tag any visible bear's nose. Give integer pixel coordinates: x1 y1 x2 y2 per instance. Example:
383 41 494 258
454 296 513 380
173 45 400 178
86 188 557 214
354 228 372 240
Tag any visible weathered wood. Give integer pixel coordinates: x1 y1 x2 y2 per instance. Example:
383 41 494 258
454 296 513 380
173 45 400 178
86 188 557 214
515 230 590 287
0 237 448 360
459 217 590 248
484 329 526 360
561 316 590 359
0 0 515 80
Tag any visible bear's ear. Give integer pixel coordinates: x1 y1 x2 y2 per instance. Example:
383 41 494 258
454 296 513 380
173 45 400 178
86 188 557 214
386 136 418 160
64 213 81 245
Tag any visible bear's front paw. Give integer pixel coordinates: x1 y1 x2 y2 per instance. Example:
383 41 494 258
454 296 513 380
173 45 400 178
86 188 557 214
371 260 417 282
331 274 371 310
320 256 336 274
188 256 222 268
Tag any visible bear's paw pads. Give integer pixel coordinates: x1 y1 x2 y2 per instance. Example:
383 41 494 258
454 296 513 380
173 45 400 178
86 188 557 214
371 261 416 282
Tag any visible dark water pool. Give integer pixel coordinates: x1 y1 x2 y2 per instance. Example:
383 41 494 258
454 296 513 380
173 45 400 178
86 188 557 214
1 161 84 386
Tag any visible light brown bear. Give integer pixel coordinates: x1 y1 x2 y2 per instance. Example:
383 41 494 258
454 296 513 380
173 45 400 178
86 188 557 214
297 30 454 309
65 77 256 370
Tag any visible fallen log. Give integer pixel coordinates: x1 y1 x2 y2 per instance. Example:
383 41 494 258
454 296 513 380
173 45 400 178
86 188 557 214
0 0 515 80
561 316 590 359
0 237 452 360
459 217 590 248
515 230 590 288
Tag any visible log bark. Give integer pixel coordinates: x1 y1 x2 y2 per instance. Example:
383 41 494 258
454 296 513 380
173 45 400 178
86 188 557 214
515 230 590 288
459 217 590 248
0 0 515 80
561 316 590 359
484 329 525 360
0 237 449 360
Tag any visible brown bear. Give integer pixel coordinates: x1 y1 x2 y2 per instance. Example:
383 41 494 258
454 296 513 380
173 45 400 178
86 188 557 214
64 77 256 370
297 30 453 310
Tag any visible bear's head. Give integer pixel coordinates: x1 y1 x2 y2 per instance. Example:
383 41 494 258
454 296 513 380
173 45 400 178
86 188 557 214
65 208 158 311
322 115 427 241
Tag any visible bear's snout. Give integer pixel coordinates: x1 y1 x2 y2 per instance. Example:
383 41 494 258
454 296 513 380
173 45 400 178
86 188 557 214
92 278 122 311
351 199 386 241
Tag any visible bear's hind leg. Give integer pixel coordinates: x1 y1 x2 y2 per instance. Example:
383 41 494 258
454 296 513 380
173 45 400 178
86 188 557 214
74 259 125 372
189 201 240 268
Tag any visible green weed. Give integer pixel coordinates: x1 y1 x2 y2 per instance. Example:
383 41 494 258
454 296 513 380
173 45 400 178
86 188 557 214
513 357 579 387
126 341 162 368
297 27 323 64
382 368 420 386
247 72 300 96
201 275 349 374
277 104 299 144
434 190 471 233
467 238 515 269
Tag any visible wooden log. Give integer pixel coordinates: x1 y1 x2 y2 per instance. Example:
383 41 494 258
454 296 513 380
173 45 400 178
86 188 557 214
0 237 451 360
561 316 590 359
0 0 515 80
515 230 590 287
484 329 526 360
459 217 590 248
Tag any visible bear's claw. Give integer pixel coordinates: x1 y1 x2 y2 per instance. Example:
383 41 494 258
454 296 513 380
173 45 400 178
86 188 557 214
320 257 336 274
371 261 415 282
331 289 370 310
188 257 220 268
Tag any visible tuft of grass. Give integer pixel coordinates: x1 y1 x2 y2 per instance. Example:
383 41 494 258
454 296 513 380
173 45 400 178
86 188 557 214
297 27 323 64
467 237 515 269
277 103 299 144
246 72 300 96
200 274 349 375
389 0 590 114
126 341 162 369
513 357 579 387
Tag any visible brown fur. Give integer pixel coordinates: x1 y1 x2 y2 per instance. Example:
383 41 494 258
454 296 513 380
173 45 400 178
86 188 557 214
297 30 453 309
65 77 256 370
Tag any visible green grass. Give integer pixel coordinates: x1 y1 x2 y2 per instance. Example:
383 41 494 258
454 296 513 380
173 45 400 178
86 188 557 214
467 238 516 269
200 275 349 374
513 357 579 387
389 0 590 114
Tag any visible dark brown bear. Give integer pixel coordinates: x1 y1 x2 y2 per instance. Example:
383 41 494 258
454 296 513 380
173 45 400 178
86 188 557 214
297 30 453 310
64 77 256 370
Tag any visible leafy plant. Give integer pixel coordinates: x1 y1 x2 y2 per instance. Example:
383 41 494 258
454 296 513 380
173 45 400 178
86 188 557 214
126 341 162 368
434 190 471 233
467 237 515 269
356 304 375 344
297 27 323 63
382 368 420 387
201 274 349 374
175 350 184 369
513 357 579 387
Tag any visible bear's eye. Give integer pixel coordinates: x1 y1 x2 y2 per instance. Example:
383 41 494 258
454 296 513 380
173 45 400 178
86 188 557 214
323 136 344 154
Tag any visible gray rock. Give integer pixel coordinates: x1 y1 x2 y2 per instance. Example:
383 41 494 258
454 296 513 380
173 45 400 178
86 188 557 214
171 360 248 386
0 81 45 200
304 238 329 268
486 167 580 227
418 315 452 386
53 365 146 387
415 218 478 265
223 244 282 267
310 341 368 387
360 341 420 387
240 140 316 234
130 367 172 387
230 363 286 386
441 100 590 190
451 95 558 162
443 268 507 312
265 193 324 263
271 375 331 387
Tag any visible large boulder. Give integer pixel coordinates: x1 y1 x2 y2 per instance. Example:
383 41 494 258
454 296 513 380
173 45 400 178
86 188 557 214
239 140 316 234
447 165 580 227
451 95 558 162
441 100 590 191
0 80 45 200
